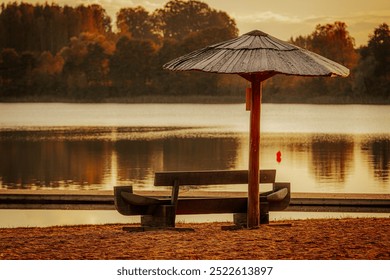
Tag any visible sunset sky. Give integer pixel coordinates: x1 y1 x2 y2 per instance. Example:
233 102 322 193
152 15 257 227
5 0 390 46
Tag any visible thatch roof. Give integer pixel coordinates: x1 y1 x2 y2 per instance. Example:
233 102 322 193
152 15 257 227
163 30 349 77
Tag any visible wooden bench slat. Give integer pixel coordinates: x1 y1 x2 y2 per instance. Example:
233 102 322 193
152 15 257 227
154 169 276 186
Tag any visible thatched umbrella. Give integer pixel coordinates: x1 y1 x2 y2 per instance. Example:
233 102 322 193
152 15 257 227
163 30 349 228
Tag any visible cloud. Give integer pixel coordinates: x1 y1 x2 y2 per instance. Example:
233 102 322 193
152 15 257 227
233 11 302 24
305 11 390 25
235 9 390 26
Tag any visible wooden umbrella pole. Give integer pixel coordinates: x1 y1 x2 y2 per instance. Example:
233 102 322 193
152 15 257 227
247 75 262 228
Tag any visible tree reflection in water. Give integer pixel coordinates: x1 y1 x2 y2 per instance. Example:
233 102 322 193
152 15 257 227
0 133 241 190
361 138 390 183
309 135 354 185
0 130 389 193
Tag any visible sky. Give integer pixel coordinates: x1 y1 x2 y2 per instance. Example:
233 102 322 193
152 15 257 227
5 0 390 46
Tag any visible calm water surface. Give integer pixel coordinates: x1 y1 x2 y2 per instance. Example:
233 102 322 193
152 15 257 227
1 103 389 227
1 103 389 193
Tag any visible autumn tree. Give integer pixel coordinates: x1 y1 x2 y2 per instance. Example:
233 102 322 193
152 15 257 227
60 33 114 96
0 49 22 89
266 22 358 102
308 22 357 69
109 36 157 94
30 51 64 96
367 23 390 78
309 22 357 98
153 0 238 41
76 4 112 34
161 27 239 96
354 23 390 99
0 3 112 54
83 43 109 86
152 0 238 96
116 7 158 41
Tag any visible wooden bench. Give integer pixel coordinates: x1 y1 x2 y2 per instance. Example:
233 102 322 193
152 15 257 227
114 169 290 230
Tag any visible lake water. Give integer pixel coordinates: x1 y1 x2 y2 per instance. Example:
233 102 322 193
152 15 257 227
1 103 389 227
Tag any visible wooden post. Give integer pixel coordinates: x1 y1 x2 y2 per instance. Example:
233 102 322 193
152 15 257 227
247 75 262 228
245 87 252 111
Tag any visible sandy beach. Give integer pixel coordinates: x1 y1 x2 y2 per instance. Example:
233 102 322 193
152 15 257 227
1 217 389 260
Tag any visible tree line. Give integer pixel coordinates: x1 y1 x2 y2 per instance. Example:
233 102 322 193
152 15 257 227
0 1 389 103
264 22 390 103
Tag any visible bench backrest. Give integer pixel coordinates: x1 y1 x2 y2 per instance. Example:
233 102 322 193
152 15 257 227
154 170 276 186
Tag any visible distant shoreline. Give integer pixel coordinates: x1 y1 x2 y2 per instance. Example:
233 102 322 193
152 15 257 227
1 95 390 105
0 93 390 105
0 95 244 104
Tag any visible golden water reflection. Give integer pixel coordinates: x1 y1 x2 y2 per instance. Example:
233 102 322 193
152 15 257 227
309 136 354 185
361 137 390 183
0 129 389 193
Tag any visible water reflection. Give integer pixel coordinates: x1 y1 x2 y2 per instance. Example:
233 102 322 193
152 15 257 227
361 138 390 183
0 133 242 190
309 135 354 186
115 137 241 188
0 139 110 189
0 129 389 193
